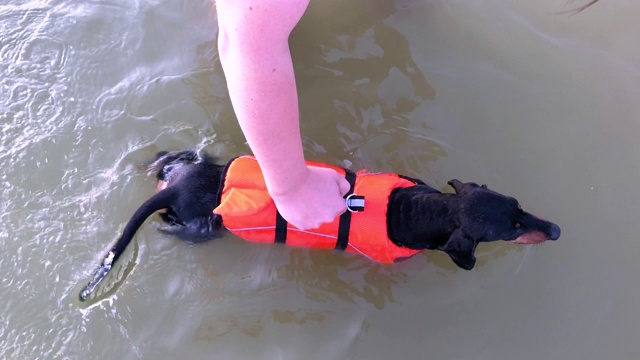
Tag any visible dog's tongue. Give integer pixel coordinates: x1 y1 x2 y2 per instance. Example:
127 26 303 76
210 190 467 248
517 213 561 242
513 232 549 244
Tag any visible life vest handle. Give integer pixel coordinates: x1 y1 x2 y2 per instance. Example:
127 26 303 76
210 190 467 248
335 169 357 250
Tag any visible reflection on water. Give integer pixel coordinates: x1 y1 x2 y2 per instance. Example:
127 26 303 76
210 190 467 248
194 311 267 340
290 0 444 176
193 308 331 341
272 308 329 325
276 249 409 310
184 39 250 156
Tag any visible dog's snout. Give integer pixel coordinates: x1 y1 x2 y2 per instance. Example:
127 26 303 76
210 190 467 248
549 223 561 240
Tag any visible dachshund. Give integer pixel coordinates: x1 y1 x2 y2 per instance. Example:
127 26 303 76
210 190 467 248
80 150 560 301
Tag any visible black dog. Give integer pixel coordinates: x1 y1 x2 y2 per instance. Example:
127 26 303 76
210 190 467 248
80 150 560 301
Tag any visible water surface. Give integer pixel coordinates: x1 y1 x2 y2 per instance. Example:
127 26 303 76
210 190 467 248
1 0 639 359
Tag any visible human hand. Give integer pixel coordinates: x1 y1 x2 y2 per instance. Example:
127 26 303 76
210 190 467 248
271 166 351 230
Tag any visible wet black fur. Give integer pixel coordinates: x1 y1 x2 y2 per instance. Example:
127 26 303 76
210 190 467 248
386 180 560 270
148 151 224 242
81 150 560 300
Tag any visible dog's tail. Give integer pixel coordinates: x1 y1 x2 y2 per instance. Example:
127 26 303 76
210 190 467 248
79 187 177 301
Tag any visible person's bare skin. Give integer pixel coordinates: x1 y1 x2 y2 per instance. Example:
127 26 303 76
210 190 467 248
216 0 350 230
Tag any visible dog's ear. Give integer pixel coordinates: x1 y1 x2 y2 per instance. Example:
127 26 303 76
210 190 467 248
441 229 478 270
447 179 484 195
447 179 466 194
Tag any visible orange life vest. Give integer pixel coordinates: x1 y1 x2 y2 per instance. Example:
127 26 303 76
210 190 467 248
213 156 422 263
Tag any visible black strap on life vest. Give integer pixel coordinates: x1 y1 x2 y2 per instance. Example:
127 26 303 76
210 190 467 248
335 169 357 251
274 168 358 247
274 211 287 243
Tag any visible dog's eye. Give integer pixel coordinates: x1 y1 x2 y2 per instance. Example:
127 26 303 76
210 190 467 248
514 222 521 229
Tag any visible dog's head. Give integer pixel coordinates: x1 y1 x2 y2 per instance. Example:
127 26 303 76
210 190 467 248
442 179 561 270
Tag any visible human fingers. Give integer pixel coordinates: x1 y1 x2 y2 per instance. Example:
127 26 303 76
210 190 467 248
337 175 351 197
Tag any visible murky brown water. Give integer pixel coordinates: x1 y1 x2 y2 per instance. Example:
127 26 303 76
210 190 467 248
1 0 639 359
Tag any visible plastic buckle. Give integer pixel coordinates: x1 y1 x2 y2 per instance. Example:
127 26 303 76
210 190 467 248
345 194 365 213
